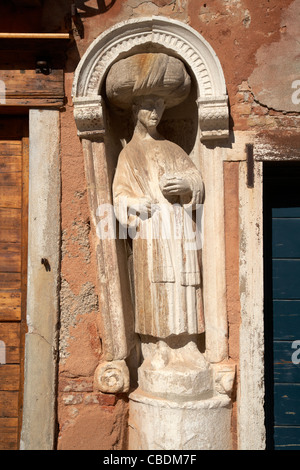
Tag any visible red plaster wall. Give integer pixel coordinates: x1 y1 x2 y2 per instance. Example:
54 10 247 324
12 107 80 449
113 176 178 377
187 0 298 129
3 0 299 450
58 0 299 449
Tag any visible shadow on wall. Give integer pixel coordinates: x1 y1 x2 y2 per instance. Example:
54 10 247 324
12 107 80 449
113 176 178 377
67 0 118 65
75 0 117 16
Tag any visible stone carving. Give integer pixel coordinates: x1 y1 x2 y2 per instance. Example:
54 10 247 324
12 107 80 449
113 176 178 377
72 18 233 449
213 363 236 397
104 52 233 449
72 17 229 141
108 54 204 338
106 52 213 399
94 360 130 394
197 97 230 140
128 390 232 450
73 96 105 138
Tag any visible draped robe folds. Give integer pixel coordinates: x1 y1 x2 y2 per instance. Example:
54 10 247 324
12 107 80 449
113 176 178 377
113 135 205 338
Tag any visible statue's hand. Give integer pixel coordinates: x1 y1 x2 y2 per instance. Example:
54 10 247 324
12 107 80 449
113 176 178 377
160 175 191 196
128 196 152 219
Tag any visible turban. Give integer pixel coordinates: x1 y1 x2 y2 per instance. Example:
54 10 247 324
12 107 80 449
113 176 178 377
105 53 191 110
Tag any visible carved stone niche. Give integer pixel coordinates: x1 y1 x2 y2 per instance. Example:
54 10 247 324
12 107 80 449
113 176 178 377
73 17 229 140
72 17 232 449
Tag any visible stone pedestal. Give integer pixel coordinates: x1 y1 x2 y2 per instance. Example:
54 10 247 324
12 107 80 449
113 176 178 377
128 389 232 450
128 338 233 450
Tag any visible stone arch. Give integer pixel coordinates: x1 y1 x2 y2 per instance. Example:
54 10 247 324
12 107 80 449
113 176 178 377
72 16 229 141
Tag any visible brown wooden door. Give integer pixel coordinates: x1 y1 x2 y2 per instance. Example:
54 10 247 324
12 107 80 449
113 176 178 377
0 115 28 450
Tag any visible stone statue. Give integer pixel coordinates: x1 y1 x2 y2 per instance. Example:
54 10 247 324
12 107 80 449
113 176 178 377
73 20 234 448
106 53 212 400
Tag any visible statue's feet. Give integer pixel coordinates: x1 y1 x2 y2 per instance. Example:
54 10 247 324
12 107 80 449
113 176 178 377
180 340 209 370
149 340 170 370
138 338 214 400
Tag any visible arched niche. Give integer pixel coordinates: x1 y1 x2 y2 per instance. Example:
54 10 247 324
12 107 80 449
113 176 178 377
72 17 230 393
72 16 229 141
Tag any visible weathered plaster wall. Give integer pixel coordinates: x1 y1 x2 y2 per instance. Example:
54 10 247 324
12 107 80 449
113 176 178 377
4 0 299 450
57 0 299 450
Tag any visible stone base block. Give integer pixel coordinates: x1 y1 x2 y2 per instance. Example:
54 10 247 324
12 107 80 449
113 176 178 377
128 388 232 450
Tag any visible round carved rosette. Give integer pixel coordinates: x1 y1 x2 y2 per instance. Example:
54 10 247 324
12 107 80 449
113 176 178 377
94 360 130 393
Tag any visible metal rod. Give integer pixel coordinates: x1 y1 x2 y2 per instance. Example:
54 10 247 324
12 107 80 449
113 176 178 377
0 33 70 39
246 143 254 188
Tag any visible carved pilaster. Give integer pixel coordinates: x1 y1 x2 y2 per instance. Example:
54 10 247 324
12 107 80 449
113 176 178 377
197 97 229 141
212 363 236 397
73 96 105 138
73 98 134 394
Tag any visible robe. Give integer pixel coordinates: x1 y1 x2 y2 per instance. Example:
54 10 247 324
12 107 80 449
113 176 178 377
113 134 205 338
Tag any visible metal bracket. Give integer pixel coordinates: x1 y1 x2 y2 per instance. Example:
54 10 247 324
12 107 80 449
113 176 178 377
246 143 254 188
36 60 51 75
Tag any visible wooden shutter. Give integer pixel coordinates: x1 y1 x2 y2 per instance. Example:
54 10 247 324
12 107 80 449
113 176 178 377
0 116 28 450
0 69 64 108
264 163 300 450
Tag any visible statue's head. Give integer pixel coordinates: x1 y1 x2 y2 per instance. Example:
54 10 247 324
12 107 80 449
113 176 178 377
105 52 191 113
131 95 165 130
